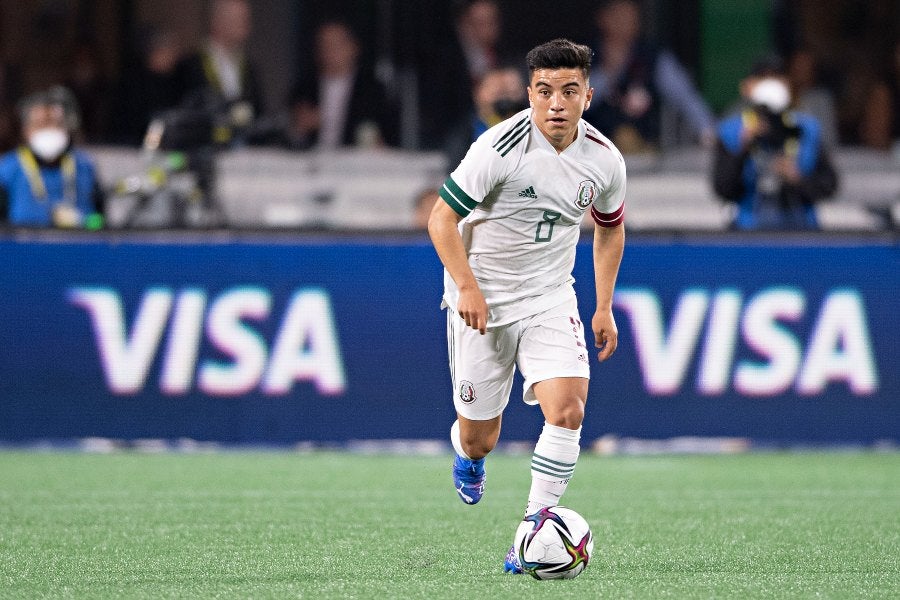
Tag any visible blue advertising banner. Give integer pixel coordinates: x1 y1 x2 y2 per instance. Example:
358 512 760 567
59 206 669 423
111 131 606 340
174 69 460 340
0 234 897 445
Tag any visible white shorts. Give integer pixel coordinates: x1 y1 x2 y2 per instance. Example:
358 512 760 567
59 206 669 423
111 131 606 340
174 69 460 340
447 296 590 421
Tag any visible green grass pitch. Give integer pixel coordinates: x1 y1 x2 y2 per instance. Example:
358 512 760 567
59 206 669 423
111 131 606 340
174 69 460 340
1 451 898 599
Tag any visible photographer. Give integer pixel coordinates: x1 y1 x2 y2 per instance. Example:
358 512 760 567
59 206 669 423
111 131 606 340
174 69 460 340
0 87 103 229
713 59 837 231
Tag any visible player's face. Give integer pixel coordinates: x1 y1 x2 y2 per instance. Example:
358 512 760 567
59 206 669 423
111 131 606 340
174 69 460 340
528 68 593 152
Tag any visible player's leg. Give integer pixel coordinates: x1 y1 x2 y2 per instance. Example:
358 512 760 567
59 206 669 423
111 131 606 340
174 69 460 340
447 310 516 505
529 376 588 514
503 377 588 574
505 299 589 573
505 381 587 573
450 414 499 505
517 298 590 515
452 413 501 460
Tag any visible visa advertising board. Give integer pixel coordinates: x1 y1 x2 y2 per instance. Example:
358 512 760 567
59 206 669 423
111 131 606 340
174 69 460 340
0 236 896 445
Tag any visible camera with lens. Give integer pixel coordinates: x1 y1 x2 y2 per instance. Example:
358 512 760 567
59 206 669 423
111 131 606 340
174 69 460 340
753 106 801 148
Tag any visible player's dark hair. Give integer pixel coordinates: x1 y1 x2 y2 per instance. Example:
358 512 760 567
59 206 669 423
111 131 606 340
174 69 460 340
525 39 593 77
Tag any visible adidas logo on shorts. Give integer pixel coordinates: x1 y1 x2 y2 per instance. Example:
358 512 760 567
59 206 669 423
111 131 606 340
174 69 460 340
518 186 537 198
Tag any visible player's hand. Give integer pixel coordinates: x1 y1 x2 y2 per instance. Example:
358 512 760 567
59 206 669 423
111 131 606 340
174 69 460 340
592 309 618 362
457 286 489 335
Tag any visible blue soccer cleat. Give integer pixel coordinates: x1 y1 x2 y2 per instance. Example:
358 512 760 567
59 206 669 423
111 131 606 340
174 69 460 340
503 544 523 574
452 455 485 505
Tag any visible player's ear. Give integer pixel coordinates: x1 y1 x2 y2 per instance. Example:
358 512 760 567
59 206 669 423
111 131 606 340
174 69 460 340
584 86 594 111
527 86 534 106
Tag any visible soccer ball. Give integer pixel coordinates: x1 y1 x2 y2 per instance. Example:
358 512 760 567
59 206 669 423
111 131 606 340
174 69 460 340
514 505 593 580
514 506 593 580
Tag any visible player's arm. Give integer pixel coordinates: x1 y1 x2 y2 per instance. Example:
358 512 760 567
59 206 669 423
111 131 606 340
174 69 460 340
427 198 489 334
591 222 624 361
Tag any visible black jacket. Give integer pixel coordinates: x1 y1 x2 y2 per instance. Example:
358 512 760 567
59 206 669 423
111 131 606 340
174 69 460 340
287 70 397 149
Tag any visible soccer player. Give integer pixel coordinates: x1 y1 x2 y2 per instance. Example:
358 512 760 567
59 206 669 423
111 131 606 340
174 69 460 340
427 38 626 572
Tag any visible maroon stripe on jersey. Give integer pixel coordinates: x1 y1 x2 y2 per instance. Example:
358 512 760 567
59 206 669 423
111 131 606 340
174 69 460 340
585 134 610 149
591 202 625 227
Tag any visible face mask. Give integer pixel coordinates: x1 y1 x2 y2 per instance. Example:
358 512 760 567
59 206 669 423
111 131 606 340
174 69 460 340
749 78 791 114
28 128 70 162
492 98 527 119
486 98 527 126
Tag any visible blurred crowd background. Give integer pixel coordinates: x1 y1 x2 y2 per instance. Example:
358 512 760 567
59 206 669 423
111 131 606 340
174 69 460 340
0 0 898 232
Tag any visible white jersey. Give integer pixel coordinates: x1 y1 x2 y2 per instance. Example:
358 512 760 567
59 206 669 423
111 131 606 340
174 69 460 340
438 108 626 327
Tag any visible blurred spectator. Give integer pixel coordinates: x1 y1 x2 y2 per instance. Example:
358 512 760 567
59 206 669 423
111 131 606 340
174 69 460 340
456 0 503 83
412 187 440 229
64 39 110 143
786 47 839 148
712 60 838 231
583 0 715 153
417 0 508 149
175 0 264 127
859 41 900 151
0 87 104 229
111 26 185 146
443 65 527 168
285 21 397 150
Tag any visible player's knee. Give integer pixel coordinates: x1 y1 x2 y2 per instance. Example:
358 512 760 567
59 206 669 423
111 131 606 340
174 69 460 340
545 399 585 430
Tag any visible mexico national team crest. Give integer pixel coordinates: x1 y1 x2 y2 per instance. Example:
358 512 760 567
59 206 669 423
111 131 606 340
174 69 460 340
459 380 477 404
576 180 597 209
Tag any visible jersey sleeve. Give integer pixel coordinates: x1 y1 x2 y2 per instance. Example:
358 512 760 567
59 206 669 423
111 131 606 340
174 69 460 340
590 149 627 228
439 118 519 218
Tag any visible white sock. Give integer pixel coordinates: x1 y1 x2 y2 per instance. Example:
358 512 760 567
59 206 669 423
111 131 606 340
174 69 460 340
525 422 581 515
450 420 472 460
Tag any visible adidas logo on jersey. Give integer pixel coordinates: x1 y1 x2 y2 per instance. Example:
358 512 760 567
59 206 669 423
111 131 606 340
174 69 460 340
518 186 537 199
